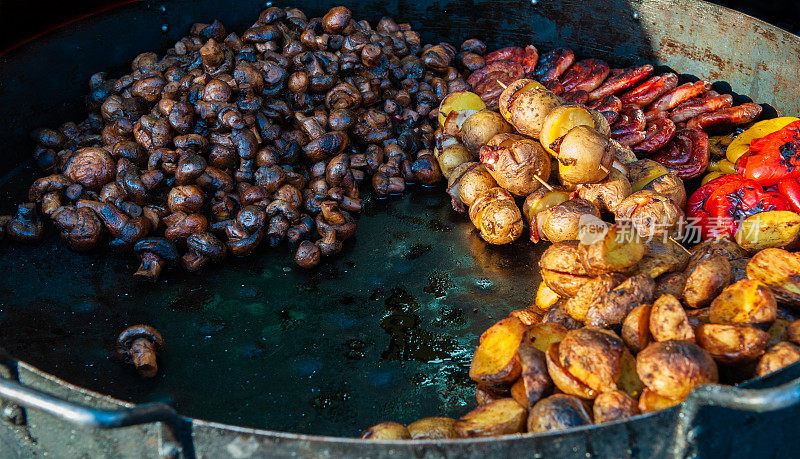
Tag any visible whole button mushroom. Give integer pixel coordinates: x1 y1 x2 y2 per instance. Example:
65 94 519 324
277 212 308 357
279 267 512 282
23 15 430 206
133 238 179 281
6 203 45 242
116 325 165 378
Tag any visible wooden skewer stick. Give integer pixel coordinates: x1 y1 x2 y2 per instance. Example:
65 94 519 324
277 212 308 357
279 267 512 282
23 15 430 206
496 80 508 89
534 175 553 191
669 237 692 255
599 164 610 174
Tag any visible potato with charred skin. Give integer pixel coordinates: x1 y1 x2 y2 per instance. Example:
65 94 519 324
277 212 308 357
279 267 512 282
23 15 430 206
498 79 546 122
696 324 769 364
684 253 732 309
638 388 682 413
627 159 670 192
541 269 594 297
636 239 691 279
469 317 526 387
480 134 551 196
559 328 625 392
515 339 554 409
527 394 593 433
642 173 686 209
746 248 800 305
564 274 625 322
468 187 524 245
623 304 653 353
407 417 460 439
475 386 503 405
524 322 569 353
509 308 543 326
539 240 593 277
507 87 563 139
540 105 609 156
655 272 687 300
580 224 645 275
615 191 685 240
611 138 638 164
756 341 800 377
455 398 527 437
735 211 800 252
576 168 632 213
546 342 599 399
522 188 571 228
593 390 640 424
461 110 512 153
556 126 615 184
456 163 498 208
709 279 777 327
586 274 656 329
636 340 718 400
650 294 695 342
538 198 601 243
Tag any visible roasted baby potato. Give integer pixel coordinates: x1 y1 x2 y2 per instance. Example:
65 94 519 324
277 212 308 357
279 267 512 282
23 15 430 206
527 394 593 433
767 319 792 347
788 320 800 345
498 79 546 121
638 388 682 413
523 322 569 353
641 173 686 209
636 240 691 279
481 134 551 196
695 324 769 364
689 236 750 264
469 317 526 387
586 274 656 329
622 304 652 353
436 140 474 179
540 105 606 156
686 307 711 329
649 294 695 342
516 340 554 409
756 341 800 377
542 302 583 330
469 187 524 244
683 253 732 309
580 223 645 274
522 188 571 228
654 272 687 299
593 390 639 424
557 125 615 184
546 342 599 399
614 191 684 239
539 240 592 276
538 198 601 243
576 168 632 213
636 340 718 399
407 417 460 439
627 159 670 192
508 88 564 139
559 328 625 392
438 90 486 127
455 163 498 208
535 282 561 310
746 248 800 306
541 268 593 297
455 398 527 437
564 274 625 322
735 211 800 252
617 349 646 398
709 279 777 327
361 422 411 440
461 110 512 153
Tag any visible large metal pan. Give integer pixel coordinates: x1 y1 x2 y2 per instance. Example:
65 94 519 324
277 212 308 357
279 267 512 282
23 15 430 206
1 0 800 457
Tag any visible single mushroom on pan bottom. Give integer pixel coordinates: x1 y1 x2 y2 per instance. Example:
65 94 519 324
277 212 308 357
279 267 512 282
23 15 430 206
116 325 165 378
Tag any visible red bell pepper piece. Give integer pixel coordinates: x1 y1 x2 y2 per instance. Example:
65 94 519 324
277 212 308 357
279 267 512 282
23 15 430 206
737 120 800 185
777 178 800 213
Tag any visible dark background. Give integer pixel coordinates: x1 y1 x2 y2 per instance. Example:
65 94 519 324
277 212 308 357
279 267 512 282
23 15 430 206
0 0 799 52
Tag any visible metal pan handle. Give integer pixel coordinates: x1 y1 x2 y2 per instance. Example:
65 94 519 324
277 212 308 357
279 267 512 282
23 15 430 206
0 377 178 429
672 370 800 457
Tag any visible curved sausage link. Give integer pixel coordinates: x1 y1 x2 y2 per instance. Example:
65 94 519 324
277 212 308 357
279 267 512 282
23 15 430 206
611 106 646 137
613 130 647 147
644 109 668 123
533 48 575 83
522 45 539 74
685 103 762 132
561 59 611 92
670 93 733 123
587 95 623 113
651 80 712 111
588 64 654 101
650 127 710 179
544 79 564 95
484 46 523 64
633 118 677 154
562 90 589 105
620 73 679 108
469 61 525 108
